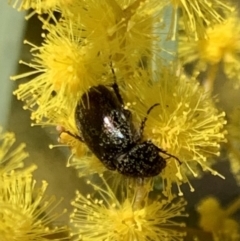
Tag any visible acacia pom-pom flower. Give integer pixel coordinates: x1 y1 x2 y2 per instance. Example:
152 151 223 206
0 127 28 174
169 0 233 40
12 18 106 124
197 196 240 241
65 0 166 73
0 173 68 241
123 66 227 195
70 176 187 241
179 12 240 89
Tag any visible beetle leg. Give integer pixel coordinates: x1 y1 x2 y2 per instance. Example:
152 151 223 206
139 103 160 137
112 82 124 105
62 130 84 143
109 62 124 105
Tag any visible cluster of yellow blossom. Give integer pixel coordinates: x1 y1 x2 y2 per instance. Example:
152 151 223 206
0 127 27 174
0 128 68 240
51 62 227 193
179 11 240 91
6 0 240 240
11 0 231 195
169 0 234 40
197 196 240 241
124 66 227 194
70 175 187 241
10 0 234 40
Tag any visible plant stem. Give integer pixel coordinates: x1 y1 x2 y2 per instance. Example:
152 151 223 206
203 64 219 93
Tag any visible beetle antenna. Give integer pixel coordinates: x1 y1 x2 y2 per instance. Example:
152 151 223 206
139 103 160 136
158 148 182 165
109 61 117 82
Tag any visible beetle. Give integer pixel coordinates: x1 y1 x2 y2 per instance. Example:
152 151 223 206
67 73 180 178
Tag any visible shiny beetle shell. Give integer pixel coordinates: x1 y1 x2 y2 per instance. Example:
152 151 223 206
75 84 178 178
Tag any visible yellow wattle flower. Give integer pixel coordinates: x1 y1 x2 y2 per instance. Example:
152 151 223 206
64 0 166 75
179 12 240 89
169 0 234 40
0 127 28 175
197 196 240 241
198 15 240 65
12 0 165 127
12 17 105 124
53 64 227 192
123 65 227 195
0 173 68 241
70 176 187 241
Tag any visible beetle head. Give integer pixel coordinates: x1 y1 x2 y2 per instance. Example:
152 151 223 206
115 141 167 178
